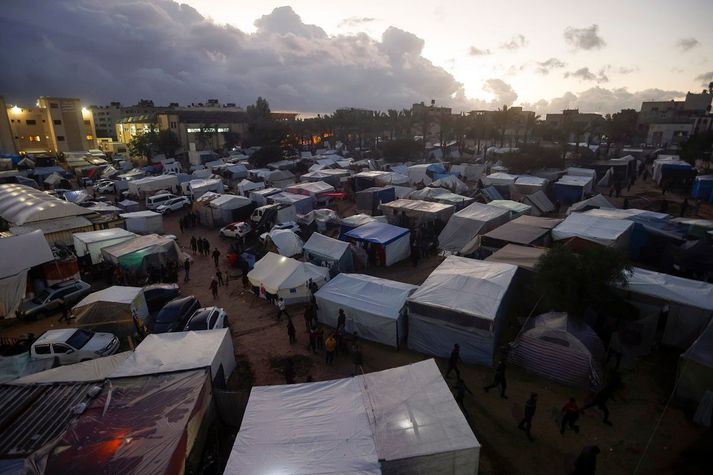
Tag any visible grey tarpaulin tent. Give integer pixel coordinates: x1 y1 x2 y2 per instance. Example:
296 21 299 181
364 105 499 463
303 232 353 276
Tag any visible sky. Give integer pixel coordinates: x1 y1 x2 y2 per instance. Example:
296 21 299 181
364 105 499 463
1 0 712 115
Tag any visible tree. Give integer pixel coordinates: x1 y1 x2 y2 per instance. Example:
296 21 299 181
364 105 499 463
247 97 271 122
248 144 282 168
680 130 713 168
222 131 242 151
605 109 639 146
156 130 180 157
381 139 424 163
534 245 631 321
499 144 563 174
127 125 158 160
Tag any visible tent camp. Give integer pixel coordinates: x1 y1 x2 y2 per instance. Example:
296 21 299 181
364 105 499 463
343 222 410 266
72 286 149 337
120 210 164 234
616 267 713 349
225 359 480 475
303 232 353 276
431 175 468 194
409 187 475 209
248 252 330 304
485 244 546 271
0 230 54 318
481 221 550 249
315 273 417 348
339 213 388 238
552 213 634 249
513 175 547 194
523 191 555 216
73 228 137 265
102 234 180 273
263 229 304 257
380 199 455 226
676 320 713 403
407 256 517 365
270 191 314 215
554 175 593 204
438 202 511 253
567 194 614 215
355 186 396 215
488 199 532 218
266 169 296 188
236 179 265 196
508 312 605 389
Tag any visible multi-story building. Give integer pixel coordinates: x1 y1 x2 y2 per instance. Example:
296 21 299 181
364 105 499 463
156 110 247 152
115 114 158 145
4 97 97 154
544 109 604 143
411 101 452 145
0 96 18 154
639 92 712 147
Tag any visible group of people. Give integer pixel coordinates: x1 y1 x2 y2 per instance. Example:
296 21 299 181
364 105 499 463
178 212 199 233
190 235 213 257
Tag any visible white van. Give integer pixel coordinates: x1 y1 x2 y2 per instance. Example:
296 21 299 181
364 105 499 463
146 192 177 210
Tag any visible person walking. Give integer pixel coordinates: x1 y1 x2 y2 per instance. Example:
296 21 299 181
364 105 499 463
308 278 318 297
517 393 538 442
197 237 204 256
276 298 289 321
581 379 619 426
212 247 221 268
680 197 689 217
183 257 191 282
452 378 473 420
571 446 600 475
337 309 346 331
561 397 581 434
304 304 313 332
325 333 336 365
209 276 219 300
483 360 508 399
203 238 211 256
315 326 324 351
190 236 197 255
216 269 224 286
57 298 71 323
287 318 297 344
351 344 363 376
445 343 461 379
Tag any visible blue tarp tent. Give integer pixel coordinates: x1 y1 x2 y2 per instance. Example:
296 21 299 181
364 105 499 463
343 222 410 266
691 175 713 202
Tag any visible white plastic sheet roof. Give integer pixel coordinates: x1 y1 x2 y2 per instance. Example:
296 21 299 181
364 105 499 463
340 213 387 228
303 232 349 260
120 210 162 219
431 175 468 194
583 208 670 221
380 198 455 215
438 202 510 252
225 359 478 475
488 199 532 215
0 184 92 225
0 230 54 278
12 352 131 384
286 181 335 195
553 213 634 246
74 286 143 309
248 252 329 294
482 172 517 186
73 228 135 246
409 256 517 321
266 229 304 257
485 244 546 271
618 267 713 311
567 194 614 214
557 175 593 187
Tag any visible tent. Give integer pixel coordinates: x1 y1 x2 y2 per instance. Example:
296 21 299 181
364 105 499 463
303 232 353 276
616 267 713 349
315 273 416 348
676 320 713 402
197 194 254 227
264 229 304 257
270 191 314 215
488 199 532 218
485 244 546 271
0 230 54 318
409 187 475 209
127 175 178 195
286 181 335 197
552 213 634 249
438 202 510 253
343 222 410 266
72 286 149 337
691 175 713 201
407 163 441 185
567 194 614 215
73 228 137 265
509 312 605 389
554 175 593 204
513 175 547 194
482 172 517 187
450 163 484 181
300 169 349 187
431 175 468 194
407 256 518 365
352 171 393 191
267 169 296 187
481 222 550 248
250 187 281 206
355 186 396 214
296 209 340 232
511 215 562 229
111 329 236 384
339 213 388 239
380 199 455 226
248 252 330 304
102 234 180 272
117 199 140 212
12 352 130 384
225 359 480 475
523 191 555 216
120 210 164 234
236 179 265 196
0 183 92 225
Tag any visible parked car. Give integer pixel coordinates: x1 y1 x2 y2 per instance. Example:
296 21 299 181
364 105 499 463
184 307 228 331
95 181 116 194
17 279 92 320
156 196 191 214
151 296 200 333
143 283 180 317
219 221 252 239
30 329 119 365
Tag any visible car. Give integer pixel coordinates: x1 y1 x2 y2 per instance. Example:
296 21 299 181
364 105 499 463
143 283 181 317
184 306 228 331
17 279 92 320
151 296 201 333
219 221 252 239
156 196 191 214
271 221 301 234
30 328 119 365
95 181 116 194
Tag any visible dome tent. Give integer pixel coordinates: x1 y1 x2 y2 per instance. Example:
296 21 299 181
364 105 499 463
508 312 605 389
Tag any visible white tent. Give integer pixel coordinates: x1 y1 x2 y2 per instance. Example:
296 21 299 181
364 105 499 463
303 232 353 275
407 164 434 185
513 175 547 194
438 202 510 253
315 273 417 347
343 222 411 266
286 181 335 197
485 244 546 271
407 256 517 365
409 187 474 208
111 328 236 384
552 213 634 248
127 175 178 195
676 320 713 402
380 199 455 225
248 252 330 303
120 210 164 234
73 228 137 264
236 179 265 196
225 359 480 475
0 230 54 318
482 172 517 187
12 352 131 384
264 229 304 257
0 183 92 225
431 175 468 194
567 194 614 215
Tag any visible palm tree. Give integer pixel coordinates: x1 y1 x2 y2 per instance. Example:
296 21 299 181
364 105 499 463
522 113 540 145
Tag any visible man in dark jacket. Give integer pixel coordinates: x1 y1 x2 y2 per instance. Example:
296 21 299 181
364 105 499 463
445 343 461 378
483 360 508 399
517 393 538 441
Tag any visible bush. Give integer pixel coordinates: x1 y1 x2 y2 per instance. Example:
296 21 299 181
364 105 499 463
381 139 424 163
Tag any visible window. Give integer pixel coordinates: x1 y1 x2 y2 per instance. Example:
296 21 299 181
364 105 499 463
83 120 90 126
26 119 36 125
52 344 71 354
53 119 62 125
57 135 65 141
208 311 217 329
66 329 93 349
29 135 41 142
34 344 51 355
50 103 59 109
170 121 177 128
86 135 94 141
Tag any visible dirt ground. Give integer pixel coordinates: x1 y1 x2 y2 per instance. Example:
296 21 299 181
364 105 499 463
2 175 712 475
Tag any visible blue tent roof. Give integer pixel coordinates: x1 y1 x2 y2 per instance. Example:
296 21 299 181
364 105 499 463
344 221 409 245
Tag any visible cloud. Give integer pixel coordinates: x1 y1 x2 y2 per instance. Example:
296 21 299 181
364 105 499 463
564 25 606 50
616 66 637 74
499 34 528 50
536 57 566 75
469 46 491 56
676 37 699 51
338 17 375 28
524 87 685 115
0 1 484 113
564 67 608 83
483 79 518 106
695 71 713 85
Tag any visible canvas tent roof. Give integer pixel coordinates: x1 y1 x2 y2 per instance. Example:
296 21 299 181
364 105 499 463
485 244 546 271
340 213 387 228
409 187 473 206
101 234 177 265
303 232 349 260
73 285 143 309
438 202 510 252
119 210 161 219
524 190 555 214
0 230 54 278
265 229 304 257
73 228 135 252
380 198 455 216
482 222 549 246
482 172 517 186
552 213 634 247
488 199 532 216
209 194 251 209
225 359 479 475
344 221 409 245
511 215 562 229
618 267 713 311
12 352 131 384
248 252 329 295
567 194 614 214
0 183 92 225
431 175 468 194
583 208 670 221
286 181 335 195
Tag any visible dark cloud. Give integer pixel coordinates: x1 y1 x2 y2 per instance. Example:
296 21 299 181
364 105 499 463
536 58 566 75
499 34 528 50
469 46 491 56
338 17 375 28
564 67 608 83
564 25 606 50
696 71 713 85
0 0 487 112
676 37 699 51
525 87 684 115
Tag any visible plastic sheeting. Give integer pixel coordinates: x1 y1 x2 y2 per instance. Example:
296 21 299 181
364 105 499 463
523 191 555 215
408 187 474 208
265 229 304 257
482 222 549 246
567 194 614 215
120 211 164 235
286 181 335 197
619 267 713 312
73 229 137 265
12 352 131 384
481 172 517 187
248 252 330 303
0 184 92 225
431 175 468 194
236 179 265 196
677 321 713 402
380 199 455 225
101 234 179 270
488 200 532 218
225 359 479 475
343 222 410 266
438 202 510 253
552 213 634 248
315 273 417 347
303 232 352 275
485 244 546 271
270 192 314 215
72 286 149 337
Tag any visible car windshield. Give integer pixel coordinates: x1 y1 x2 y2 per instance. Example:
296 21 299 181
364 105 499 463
66 329 94 349
32 288 53 304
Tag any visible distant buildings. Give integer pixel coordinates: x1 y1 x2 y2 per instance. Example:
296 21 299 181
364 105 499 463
638 92 712 147
411 101 452 144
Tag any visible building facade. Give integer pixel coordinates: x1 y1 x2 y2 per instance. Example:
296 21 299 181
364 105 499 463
0 96 18 154
638 92 712 147
156 110 247 152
